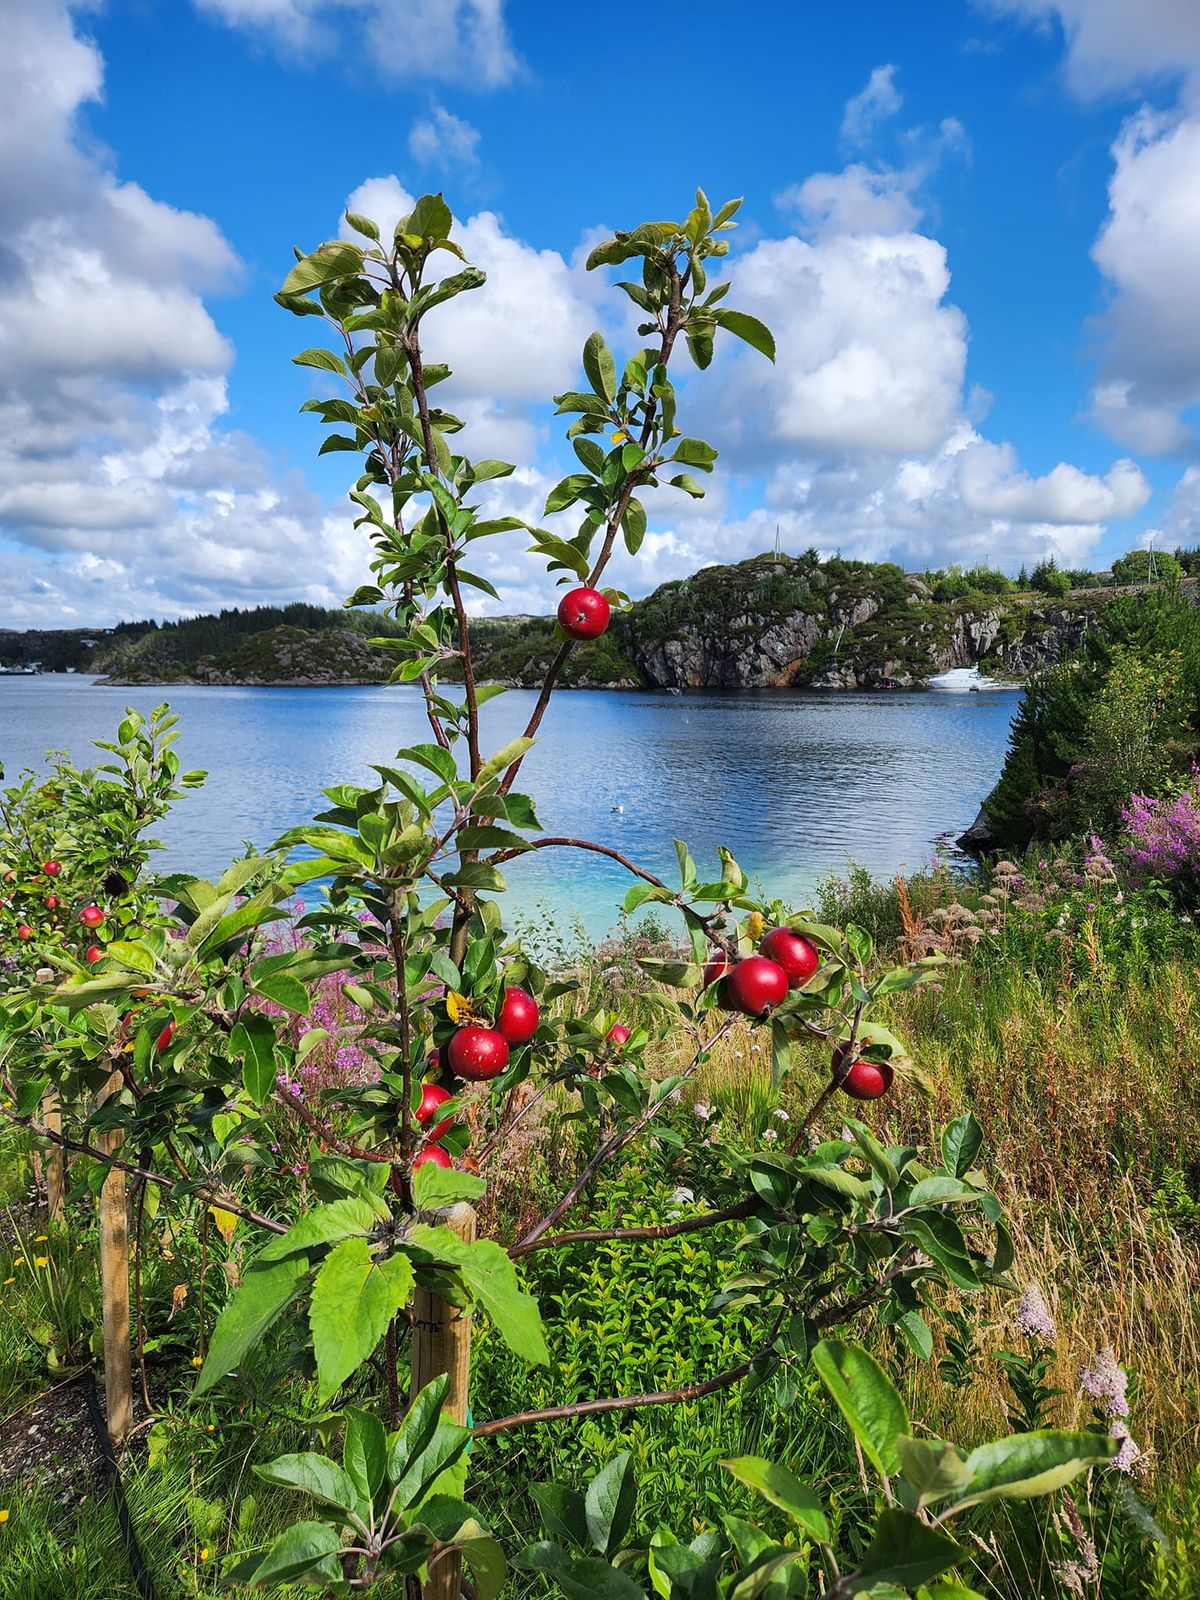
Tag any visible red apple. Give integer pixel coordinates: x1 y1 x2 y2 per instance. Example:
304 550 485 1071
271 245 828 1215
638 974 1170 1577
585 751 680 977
416 1082 454 1141
156 1020 176 1053
17 924 33 941
413 1143 452 1170
427 1047 441 1073
79 904 105 928
85 945 103 964
557 586 610 641
42 861 61 877
759 928 820 989
448 1025 510 1082
607 1023 631 1049
45 895 60 911
831 1042 894 1101
724 956 789 1018
702 952 731 987
496 985 539 1045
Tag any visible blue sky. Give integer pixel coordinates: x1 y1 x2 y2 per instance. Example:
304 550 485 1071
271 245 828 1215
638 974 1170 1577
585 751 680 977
3 0 1200 626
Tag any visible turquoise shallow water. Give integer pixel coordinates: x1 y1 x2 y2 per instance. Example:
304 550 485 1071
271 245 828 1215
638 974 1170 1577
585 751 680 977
0 677 1018 937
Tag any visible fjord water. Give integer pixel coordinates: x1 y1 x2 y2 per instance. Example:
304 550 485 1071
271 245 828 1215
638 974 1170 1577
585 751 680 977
0 677 1017 936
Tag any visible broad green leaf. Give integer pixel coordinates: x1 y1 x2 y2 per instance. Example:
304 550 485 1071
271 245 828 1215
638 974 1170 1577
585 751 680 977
532 1483 589 1551
621 496 646 556
280 242 365 297
387 1374 450 1490
941 1113 983 1179
713 308 776 362
258 1197 381 1262
247 1520 344 1587
231 1014 277 1106
408 1225 547 1364
390 1418 472 1512
895 1437 973 1506
412 1163 486 1212
854 1509 959 1588
582 332 617 404
811 1340 907 1479
343 1408 388 1505
253 1452 360 1521
293 348 347 375
585 1451 637 1557
252 972 309 1014
309 1239 415 1402
720 1455 830 1544
518 1544 647 1600
951 1431 1119 1510
195 1255 307 1395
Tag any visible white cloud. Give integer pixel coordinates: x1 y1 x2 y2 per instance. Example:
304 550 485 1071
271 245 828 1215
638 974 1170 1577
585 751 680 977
1164 465 1200 542
194 0 519 87
409 103 481 171
778 164 922 236
976 0 1200 100
841 64 903 145
954 441 1149 522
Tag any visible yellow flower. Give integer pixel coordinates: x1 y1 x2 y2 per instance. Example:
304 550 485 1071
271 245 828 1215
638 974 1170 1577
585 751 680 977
0 1509 9 1523
191 1356 203 1368
200 1548 210 1561
34 1257 48 1269
75 1245 83 1253
3 1277 13 1286
34 1235 47 1243
12 1257 24 1267
206 1424 215 1433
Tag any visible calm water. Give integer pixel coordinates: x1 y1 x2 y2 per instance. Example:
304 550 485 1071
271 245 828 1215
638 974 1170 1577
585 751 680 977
0 676 1017 936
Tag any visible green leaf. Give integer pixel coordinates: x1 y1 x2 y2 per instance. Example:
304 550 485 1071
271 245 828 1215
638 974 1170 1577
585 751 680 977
231 1014 277 1106
545 474 594 515
412 1163 486 1212
855 1509 959 1588
408 193 454 240
248 1521 344 1587
582 332 617 404
293 348 347 375
386 1374 450 1494
811 1340 908 1479
253 1452 360 1521
713 308 776 362
669 473 705 499
252 972 309 1014
391 1418 472 1511
895 1437 973 1506
194 1255 307 1395
941 1113 983 1179
408 1226 547 1364
532 1483 590 1552
518 1545 647 1600
585 1451 637 1557
309 1239 416 1402
896 1310 934 1361
344 211 380 241
951 1431 1119 1510
720 1455 830 1544
258 1197 381 1262
279 241 365 297
621 496 646 556
343 1408 388 1505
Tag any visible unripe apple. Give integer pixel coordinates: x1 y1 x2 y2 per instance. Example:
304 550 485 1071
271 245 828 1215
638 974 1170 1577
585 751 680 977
607 1023 631 1049
17 924 33 941
45 895 59 911
496 985 539 1045
759 928 820 989
84 945 103 964
79 904 105 928
448 1025 510 1081
831 1042 894 1101
725 956 789 1018
416 1082 454 1142
156 1020 176 1052
413 1143 452 1170
557 586 610 641
42 861 61 877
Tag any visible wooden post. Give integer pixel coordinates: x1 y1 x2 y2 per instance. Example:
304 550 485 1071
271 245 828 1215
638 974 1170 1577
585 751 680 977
96 1070 134 1445
43 1093 64 1222
409 1203 475 1600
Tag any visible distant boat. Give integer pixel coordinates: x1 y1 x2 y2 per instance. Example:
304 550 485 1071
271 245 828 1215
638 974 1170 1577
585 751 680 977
666 686 682 696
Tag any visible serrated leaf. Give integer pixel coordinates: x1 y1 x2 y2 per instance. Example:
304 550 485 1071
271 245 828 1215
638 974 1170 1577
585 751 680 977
194 1255 307 1395
309 1239 416 1402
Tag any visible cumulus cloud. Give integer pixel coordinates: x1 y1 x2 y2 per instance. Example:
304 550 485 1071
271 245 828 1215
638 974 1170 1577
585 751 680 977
194 0 519 87
0 1 372 627
409 103 481 171
841 64 903 145
976 0 1200 100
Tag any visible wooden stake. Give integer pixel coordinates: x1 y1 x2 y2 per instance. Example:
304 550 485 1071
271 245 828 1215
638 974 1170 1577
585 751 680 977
97 1069 134 1445
409 1203 475 1600
43 1093 64 1222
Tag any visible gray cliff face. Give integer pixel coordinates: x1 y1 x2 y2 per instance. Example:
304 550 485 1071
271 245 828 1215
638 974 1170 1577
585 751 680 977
624 595 1102 692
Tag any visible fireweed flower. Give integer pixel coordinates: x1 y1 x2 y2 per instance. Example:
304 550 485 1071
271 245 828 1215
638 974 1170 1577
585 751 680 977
1080 1347 1129 1418
1014 1283 1056 1343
